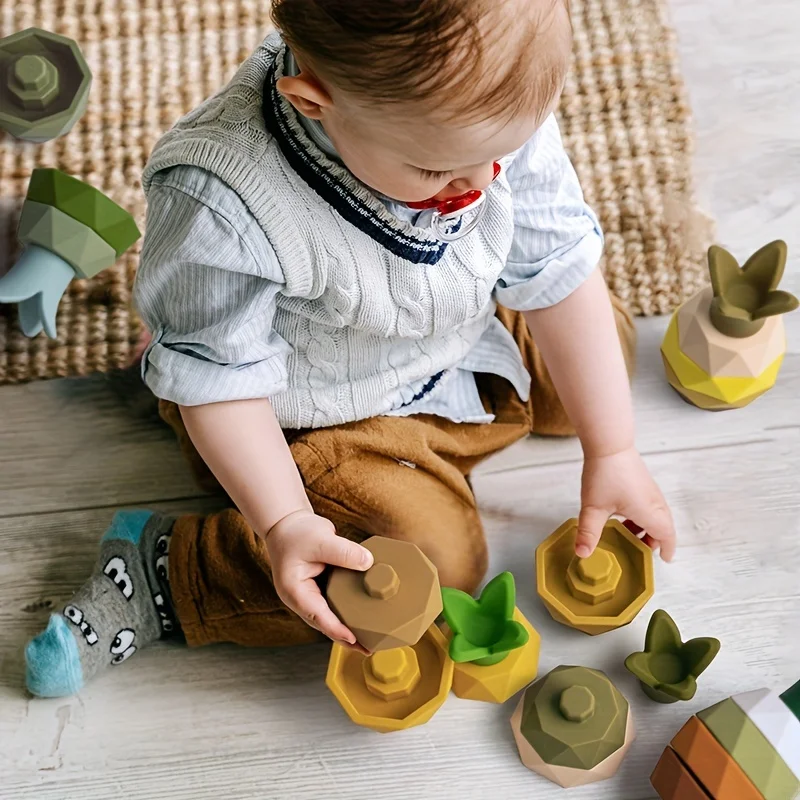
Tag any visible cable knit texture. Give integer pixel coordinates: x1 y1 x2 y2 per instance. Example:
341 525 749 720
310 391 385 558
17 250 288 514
142 35 516 429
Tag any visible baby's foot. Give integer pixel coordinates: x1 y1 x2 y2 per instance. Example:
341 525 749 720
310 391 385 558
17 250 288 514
26 510 177 697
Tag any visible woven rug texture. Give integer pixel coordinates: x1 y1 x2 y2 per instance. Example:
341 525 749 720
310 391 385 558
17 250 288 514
0 0 713 384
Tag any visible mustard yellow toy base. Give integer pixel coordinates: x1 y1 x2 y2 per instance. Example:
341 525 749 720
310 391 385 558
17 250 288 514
449 608 541 704
661 313 784 410
326 623 453 733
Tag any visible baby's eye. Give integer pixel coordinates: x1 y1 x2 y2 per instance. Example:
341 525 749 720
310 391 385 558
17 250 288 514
416 167 452 180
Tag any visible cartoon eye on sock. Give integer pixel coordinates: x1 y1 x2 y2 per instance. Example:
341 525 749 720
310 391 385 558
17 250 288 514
110 628 137 665
63 604 99 646
155 534 171 583
153 593 175 633
103 556 134 600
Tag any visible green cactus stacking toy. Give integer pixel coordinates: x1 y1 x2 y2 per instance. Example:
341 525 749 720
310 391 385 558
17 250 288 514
441 571 541 703
0 27 92 142
442 571 529 666
0 169 141 338
625 609 720 703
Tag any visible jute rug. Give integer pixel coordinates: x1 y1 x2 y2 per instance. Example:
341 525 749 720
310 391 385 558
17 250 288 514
0 0 713 384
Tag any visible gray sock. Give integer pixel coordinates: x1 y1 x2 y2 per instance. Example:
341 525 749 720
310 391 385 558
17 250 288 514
26 510 178 697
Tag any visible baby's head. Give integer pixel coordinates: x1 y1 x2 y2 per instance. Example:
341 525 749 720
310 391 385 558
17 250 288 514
273 0 572 203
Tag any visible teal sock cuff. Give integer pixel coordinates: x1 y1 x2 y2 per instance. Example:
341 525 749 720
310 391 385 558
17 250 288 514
102 510 155 545
26 615 84 698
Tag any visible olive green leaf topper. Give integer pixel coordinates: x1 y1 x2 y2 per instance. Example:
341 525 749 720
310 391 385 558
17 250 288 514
708 240 799 338
441 571 529 667
624 609 720 704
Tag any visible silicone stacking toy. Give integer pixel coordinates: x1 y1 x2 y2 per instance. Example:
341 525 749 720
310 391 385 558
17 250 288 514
327 536 442 653
662 241 798 410
326 537 451 733
0 27 92 142
441 571 541 703
536 518 654 635
0 169 141 338
625 609 720 703
651 679 800 800
511 665 636 788
326 624 453 734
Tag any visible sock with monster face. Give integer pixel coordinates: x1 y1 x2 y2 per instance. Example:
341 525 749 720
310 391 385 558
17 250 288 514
25 510 178 697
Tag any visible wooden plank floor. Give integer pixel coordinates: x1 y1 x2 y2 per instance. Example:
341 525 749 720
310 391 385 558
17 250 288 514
2 1 799 798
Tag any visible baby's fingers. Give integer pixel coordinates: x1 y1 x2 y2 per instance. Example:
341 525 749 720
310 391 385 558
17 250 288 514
626 505 676 562
290 581 360 646
576 505 611 558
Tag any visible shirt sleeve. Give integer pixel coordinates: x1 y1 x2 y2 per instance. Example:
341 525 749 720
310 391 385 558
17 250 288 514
134 166 292 406
495 114 604 311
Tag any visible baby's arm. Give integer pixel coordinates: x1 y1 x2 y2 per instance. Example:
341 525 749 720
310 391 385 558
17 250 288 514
180 399 372 646
523 269 676 560
135 167 371 646
500 115 676 560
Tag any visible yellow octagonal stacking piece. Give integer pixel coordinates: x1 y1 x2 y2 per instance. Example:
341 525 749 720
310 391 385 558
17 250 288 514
326 624 453 734
536 519 654 635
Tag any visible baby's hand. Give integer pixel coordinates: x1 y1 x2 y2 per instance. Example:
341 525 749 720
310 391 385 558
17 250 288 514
266 510 374 649
577 446 676 562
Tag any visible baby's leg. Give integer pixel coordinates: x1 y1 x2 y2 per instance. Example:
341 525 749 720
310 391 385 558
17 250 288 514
26 511 177 697
143 406 533 650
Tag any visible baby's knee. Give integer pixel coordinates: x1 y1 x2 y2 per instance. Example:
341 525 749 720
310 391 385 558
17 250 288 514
422 531 488 596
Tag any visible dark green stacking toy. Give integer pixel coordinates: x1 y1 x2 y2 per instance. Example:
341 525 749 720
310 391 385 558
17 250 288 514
0 169 141 338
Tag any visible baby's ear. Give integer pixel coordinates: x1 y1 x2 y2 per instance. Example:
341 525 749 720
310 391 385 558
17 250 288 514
276 74 332 120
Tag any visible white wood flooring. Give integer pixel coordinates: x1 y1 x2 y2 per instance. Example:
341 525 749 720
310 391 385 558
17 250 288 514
1 1 799 797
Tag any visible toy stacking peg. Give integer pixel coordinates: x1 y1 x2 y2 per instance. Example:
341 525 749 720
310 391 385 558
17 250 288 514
0 28 92 142
536 518 654 635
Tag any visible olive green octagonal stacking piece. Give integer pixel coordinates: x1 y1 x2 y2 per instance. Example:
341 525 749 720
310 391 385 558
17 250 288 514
0 27 92 142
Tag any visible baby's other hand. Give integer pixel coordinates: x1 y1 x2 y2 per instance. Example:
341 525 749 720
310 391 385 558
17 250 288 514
266 510 373 650
577 446 676 562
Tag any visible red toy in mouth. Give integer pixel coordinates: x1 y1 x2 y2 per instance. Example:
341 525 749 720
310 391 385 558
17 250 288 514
407 161 501 214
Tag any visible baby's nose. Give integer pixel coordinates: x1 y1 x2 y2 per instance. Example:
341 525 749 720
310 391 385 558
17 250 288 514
449 162 498 194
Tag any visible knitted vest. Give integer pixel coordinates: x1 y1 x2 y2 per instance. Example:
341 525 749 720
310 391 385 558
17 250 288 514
142 34 516 429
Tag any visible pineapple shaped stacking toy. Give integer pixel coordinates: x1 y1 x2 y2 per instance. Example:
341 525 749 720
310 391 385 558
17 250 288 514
651 679 800 800
662 241 798 410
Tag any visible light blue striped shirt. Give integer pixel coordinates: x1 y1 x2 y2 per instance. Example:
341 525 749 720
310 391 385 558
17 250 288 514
135 112 602 424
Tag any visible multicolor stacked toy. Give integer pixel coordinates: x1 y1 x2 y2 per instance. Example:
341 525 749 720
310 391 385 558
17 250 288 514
0 168 141 338
536 518 655 635
510 665 636 788
661 241 798 410
0 27 92 142
652 679 800 800
441 571 540 704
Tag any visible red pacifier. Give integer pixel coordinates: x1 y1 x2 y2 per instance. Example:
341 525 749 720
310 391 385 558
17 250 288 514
408 161 502 242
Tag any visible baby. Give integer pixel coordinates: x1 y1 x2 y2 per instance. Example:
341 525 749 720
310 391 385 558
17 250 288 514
25 0 676 696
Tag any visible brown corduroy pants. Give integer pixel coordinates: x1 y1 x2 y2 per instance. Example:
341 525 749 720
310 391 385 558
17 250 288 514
161 302 636 648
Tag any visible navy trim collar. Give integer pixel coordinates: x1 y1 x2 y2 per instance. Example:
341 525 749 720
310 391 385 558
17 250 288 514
262 45 452 265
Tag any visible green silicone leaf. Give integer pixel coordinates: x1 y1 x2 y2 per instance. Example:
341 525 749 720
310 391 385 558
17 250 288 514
644 609 682 654
624 651 654 684
708 245 742 297
440 587 480 635
449 632 490 664
489 620 529 655
682 637 721 677
751 289 800 320
476 571 515 619
713 294 751 320
657 675 697 702
742 239 787 291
